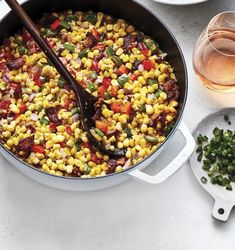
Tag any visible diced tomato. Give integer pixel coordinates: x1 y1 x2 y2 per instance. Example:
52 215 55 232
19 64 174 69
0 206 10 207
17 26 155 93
59 141 67 148
0 100 11 109
130 74 138 81
110 101 122 113
98 85 106 99
109 85 119 97
82 142 91 148
10 83 22 100
142 60 154 70
117 65 129 75
92 61 99 72
3 51 13 60
22 28 31 42
95 120 108 133
49 122 58 132
111 101 132 115
26 40 39 54
141 49 149 57
65 125 72 135
51 19 61 30
64 98 72 109
102 78 111 89
0 62 10 73
19 104 27 114
93 43 106 52
121 102 132 115
32 145 45 154
13 114 20 120
29 65 43 86
92 28 99 40
91 153 102 164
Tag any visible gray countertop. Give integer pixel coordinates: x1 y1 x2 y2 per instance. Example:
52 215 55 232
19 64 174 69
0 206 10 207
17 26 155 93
0 0 235 249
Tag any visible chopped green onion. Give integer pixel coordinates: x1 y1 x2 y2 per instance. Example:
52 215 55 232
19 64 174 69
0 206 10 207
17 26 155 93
84 13 97 24
155 89 163 98
60 20 70 29
148 79 157 86
104 91 111 100
43 28 57 37
75 141 82 150
145 39 157 50
145 135 158 143
111 55 122 66
89 71 97 79
40 117 50 126
117 75 129 87
57 78 65 88
88 83 97 92
65 15 77 22
124 127 132 138
18 45 27 55
100 33 106 42
197 152 203 162
94 128 104 137
63 43 75 52
79 48 90 58
71 107 79 115
105 46 114 56
83 164 91 174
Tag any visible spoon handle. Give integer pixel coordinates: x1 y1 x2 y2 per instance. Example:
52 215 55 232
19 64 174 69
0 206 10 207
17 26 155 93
5 0 86 114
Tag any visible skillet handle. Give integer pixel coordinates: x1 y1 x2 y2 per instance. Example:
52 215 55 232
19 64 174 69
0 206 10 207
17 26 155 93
128 122 195 184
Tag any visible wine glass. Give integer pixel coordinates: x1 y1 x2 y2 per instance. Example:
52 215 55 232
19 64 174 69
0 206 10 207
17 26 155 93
193 11 235 92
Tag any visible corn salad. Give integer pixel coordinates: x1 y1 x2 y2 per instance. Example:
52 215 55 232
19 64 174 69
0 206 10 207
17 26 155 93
0 10 179 177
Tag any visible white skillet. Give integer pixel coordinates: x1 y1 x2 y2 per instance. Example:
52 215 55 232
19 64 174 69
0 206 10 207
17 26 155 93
190 108 235 222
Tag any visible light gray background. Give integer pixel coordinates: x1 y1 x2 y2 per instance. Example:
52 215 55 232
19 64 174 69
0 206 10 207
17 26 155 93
0 0 235 249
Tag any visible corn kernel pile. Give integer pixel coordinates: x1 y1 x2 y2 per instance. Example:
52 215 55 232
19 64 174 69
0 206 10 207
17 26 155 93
0 10 179 177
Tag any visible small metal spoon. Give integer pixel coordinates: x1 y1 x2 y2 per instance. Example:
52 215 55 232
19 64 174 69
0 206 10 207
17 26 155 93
5 0 126 157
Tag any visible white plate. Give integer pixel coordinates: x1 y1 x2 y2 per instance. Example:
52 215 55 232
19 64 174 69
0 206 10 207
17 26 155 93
151 0 209 5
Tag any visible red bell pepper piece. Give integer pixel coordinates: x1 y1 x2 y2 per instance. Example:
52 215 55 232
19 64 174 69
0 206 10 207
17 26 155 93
59 141 67 148
141 49 149 57
93 43 106 52
111 101 132 115
19 104 27 114
32 145 45 154
51 19 61 30
142 60 154 70
92 61 99 72
0 100 11 109
64 98 72 109
117 65 129 75
121 102 132 115
109 85 119 97
91 153 102 164
29 65 43 86
65 125 72 135
49 122 58 132
102 78 111 89
95 120 108 133
82 142 91 149
98 85 106 99
130 74 138 81
92 28 99 40
22 28 31 42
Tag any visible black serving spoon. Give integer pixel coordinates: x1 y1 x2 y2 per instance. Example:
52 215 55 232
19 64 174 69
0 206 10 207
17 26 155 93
5 0 125 157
